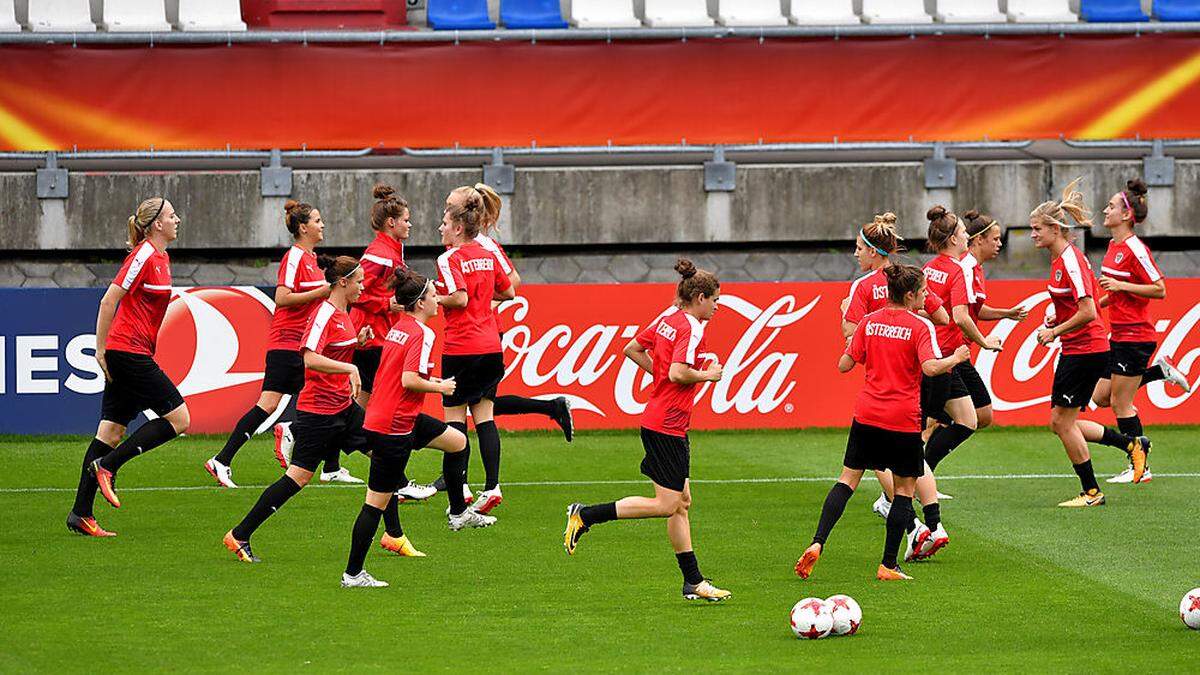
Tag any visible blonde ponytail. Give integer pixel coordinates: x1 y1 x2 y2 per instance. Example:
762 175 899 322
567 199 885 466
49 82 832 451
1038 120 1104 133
127 197 165 249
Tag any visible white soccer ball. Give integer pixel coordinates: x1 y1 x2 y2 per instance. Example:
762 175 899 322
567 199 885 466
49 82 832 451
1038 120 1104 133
790 597 833 639
1181 588 1200 629
825 594 862 636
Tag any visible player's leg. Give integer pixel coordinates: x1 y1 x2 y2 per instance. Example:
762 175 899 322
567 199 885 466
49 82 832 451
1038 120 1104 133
207 390 283 488
1052 405 1104 507
667 481 729 601
93 401 189 509
493 394 574 442
795 465 864 579
471 397 504 513
924 395 977 471
879 474 917 580
67 420 125 536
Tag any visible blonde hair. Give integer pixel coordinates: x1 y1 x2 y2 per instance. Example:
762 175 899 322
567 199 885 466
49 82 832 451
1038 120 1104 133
474 183 502 231
447 186 486 238
1031 177 1091 230
127 197 166 249
861 212 904 254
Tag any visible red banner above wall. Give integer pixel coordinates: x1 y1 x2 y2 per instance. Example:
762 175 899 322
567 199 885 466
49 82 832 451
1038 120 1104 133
3 35 1200 151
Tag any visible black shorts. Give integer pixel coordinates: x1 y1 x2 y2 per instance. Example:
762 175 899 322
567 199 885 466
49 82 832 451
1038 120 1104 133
920 370 969 425
1051 352 1109 410
441 352 505 407
290 403 369 472
262 349 305 395
353 347 383 394
639 427 690 492
99 350 185 426
954 361 992 409
365 415 449 493
843 420 925 478
1108 342 1156 378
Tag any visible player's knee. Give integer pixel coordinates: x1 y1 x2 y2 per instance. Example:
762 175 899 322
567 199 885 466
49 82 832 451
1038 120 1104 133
976 410 993 429
678 494 692 513
169 406 191 435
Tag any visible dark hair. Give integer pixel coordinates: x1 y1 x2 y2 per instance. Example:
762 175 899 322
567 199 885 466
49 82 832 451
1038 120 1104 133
926 205 960 252
1122 177 1149 224
861 212 904 254
388 267 430 311
674 258 720 304
963 209 999 240
371 184 409 232
317 254 359 283
284 200 316 238
883 264 925 305
447 186 486 239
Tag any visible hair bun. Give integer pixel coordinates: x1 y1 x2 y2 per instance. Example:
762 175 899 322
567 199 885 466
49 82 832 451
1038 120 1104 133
963 209 980 221
674 258 697 279
1126 177 1148 197
315 253 336 270
284 199 301 214
874 212 897 226
373 184 395 201
926 205 947 222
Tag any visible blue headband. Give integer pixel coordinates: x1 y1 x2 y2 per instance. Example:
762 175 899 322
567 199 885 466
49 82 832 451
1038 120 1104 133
859 229 889 257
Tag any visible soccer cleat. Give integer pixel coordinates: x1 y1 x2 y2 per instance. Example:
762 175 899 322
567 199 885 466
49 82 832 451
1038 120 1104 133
682 579 731 602
204 457 239 488
320 468 364 484
223 530 260 563
794 543 822 579
273 423 293 469
1155 355 1191 392
341 570 389 588
904 522 932 563
1129 436 1151 485
1107 464 1153 484
1058 488 1106 508
395 480 437 502
66 512 116 537
89 460 121 509
877 564 913 581
563 503 589 555
871 492 891 520
921 523 950 559
552 396 574 443
379 533 426 557
448 508 496 531
472 486 503 515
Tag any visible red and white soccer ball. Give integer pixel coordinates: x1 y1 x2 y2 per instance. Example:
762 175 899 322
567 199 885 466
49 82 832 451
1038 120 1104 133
1181 588 1200 630
825 594 862 636
790 597 833 639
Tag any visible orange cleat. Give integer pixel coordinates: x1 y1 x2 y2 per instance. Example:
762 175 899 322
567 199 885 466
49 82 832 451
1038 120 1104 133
223 530 260 563
90 460 120 508
66 512 116 537
877 564 913 581
1129 436 1151 484
380 533 426 557
794 543 822 579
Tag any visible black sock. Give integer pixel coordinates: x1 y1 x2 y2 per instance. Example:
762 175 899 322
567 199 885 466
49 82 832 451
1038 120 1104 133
675 550 704 585
1073 460 1099 493
345 504 383 576
215 406 270 465
580 502 617 527
448 421 470 485
476 420 501 491
99 418 177 474
882 496 913 568
323 446 341 474
1142 364 1165 385
924 423 974 471
812 482 854 546
923 503 941 531
72 438 114 518
443 447 468 516
232 475 303 541
1099 427 1133 452
493 394 556 417
382 495 403 538
1117 415 1144 438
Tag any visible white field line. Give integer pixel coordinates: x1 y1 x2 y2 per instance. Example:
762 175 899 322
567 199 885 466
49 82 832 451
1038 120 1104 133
2 472 1198 495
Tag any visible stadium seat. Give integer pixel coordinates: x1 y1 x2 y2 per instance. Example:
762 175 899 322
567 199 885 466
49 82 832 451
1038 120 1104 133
788 0 860 24
1079 0 1149 21
101 0 172 32
427 0 495 30
716 0 788 26
934 0 1005 23
501 0 567 28
642 0 715 27
171 0 247 31
239 1 408 29
860 0 933 24
26 0 96 31
1155 0 1200 21
0 0 19 31
570 0 640 27
1005 0 1078 22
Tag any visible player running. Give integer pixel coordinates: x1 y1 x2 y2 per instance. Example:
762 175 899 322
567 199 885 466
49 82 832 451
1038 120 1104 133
563 259 731 602
68 197 190 534
796 264 970 581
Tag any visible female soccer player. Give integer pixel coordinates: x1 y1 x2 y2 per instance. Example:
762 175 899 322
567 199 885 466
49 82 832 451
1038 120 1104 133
1030 179 1147 507
205 201 360 487
67 197 190 534
796 265 970 581
223 256 374 562
435 186 516 514
563 259 731 602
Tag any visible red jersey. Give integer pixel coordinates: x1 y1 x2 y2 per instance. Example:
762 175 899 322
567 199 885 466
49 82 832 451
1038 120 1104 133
1101 235 1162 343
364 314 436 436
435 242 512 356
1048 244 1110 355
847 308 942 433
297 301 357 415
844 267 944 325
350 233 405 350
923 253 974 353
475 234 514 277
635 307 708 437
960 253 987 323
267 246 327 352
107 241 172 355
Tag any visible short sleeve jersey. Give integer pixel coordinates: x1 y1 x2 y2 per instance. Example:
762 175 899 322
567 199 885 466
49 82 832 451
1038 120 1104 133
297 301 358 415
364 314 436 436
923 254 974 353
107 241 172 356
475 234 514 277
350 233 406 350
267 246 327 352
1101 235 1162 343
960 252 987 323
847 308 942 433
435 242 512 356
635 307 707 437
1048 244 1110 355
844 267 944 325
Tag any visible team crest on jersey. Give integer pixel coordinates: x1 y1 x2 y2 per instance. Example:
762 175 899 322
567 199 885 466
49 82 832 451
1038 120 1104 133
1115 252 1125 264
1055 269 1063 282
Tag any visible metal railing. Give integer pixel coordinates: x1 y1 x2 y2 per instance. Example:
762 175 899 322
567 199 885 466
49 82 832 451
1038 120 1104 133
400 140 1033 158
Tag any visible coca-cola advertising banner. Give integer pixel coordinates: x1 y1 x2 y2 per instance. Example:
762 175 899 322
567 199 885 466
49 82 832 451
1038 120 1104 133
1 281 1198 434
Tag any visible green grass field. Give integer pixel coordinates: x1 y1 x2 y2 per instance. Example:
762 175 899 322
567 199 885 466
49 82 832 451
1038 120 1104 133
2 426 1198 672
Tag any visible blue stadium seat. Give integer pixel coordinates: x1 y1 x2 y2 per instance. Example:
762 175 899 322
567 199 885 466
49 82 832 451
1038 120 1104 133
1155 0 1200 21
428 0 496 30
1079 0 1149 22
502 0 568 28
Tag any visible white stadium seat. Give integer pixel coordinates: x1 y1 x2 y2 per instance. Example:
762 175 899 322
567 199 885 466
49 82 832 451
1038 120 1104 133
101 0 171 32
0 0 20 31
570 0 641 28
934 0 1006 23
860 0 933 23
26 0 97 31
641 0 715 27
788 0 860 25
170 0 246 31
1005 0 1078 23
717 0 788 27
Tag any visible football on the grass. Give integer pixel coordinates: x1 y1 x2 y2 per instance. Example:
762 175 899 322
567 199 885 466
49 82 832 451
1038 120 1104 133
825 594 862 636
790 597 833 639
1181 588 1200 629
